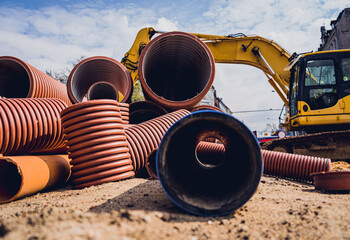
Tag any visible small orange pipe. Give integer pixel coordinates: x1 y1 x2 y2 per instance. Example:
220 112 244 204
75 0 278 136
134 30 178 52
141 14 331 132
0 155 71 204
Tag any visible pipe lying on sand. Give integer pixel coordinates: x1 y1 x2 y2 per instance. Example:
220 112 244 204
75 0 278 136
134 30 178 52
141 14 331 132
60 99 134 189
0 155 71 204
192 141 331 182
156 110 262 216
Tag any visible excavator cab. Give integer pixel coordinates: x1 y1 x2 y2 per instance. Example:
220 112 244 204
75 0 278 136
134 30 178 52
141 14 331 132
288 50 350 131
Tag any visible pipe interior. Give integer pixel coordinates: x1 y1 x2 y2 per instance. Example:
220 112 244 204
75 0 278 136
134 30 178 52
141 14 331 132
142 35 212 101
130 109 164 124
71 59 129 102
0 159 22 202
159 116 261 213
195 139 225 168
87 82 119 100
0 60 30 98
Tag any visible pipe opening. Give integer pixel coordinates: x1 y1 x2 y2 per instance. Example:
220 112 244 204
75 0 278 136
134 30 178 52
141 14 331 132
0 159 21 202
141 34 213 101
195 137 225 169
0 60 30 98
129 101 168 124
157 111 262 215
87 82 119 100
70 58 131 102
145 149 158 179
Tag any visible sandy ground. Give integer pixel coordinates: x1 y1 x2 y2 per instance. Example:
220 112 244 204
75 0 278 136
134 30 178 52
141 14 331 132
0 171 349 240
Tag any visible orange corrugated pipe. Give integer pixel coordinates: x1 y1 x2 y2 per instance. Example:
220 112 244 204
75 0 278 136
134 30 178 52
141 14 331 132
0 98 68 155
60 99 134 189
138 31 215 110
195 141 331 182
0 56 71 106
67 56 133 104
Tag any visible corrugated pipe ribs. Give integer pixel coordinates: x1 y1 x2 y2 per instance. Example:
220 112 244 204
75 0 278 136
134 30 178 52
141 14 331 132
0 56 71 106
193 141 331 181
0 98 67 155
67 56 133 104
61 100 134 189
138 31 215 110
61 99 190 188
262 150 331 182
125 109 190 174
156 110 263 216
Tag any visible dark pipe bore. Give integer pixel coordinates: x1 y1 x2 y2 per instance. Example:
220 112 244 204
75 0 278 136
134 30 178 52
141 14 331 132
156 110 262 216
87 82 119 100
68 57 132 103
0 60 30 98
139 32 215 109
0 159 21 202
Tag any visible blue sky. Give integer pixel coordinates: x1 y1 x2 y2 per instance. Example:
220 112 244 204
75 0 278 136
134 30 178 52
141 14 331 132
0 0 349 130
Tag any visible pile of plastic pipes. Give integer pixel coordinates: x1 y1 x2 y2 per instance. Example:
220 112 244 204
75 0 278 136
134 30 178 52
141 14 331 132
0 31 331 216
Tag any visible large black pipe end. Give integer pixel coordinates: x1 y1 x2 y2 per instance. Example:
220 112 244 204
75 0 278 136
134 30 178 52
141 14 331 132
156 110 262 216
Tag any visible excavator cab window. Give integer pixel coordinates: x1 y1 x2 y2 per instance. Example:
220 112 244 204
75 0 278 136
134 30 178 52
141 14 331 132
341 58 350 82
340 57 350 98
303 59 338 110
289 64 299 117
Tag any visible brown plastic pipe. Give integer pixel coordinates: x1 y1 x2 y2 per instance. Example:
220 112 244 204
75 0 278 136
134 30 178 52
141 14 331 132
119 102 130 125
125 109 190 174
67 56 132 104
195 141 331 182
0 155 71 204
0 98 68 155
138 31 215 110
190 104 223 113
60 99 134 189
87 81 119 101
262 150 331 182
0 56 71 106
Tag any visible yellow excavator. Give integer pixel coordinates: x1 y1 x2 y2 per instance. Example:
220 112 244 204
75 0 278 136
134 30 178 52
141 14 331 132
121 27 350 161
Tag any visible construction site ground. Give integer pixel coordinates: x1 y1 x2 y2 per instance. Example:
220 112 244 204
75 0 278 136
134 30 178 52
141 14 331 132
0 174 349 240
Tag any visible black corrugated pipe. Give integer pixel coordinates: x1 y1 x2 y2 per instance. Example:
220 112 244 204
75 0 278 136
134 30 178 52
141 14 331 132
156 110 262 216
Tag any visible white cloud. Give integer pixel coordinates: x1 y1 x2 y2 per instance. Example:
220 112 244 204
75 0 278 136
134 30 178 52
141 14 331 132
187 0 349 113
155 17 178 32
0 5 177 72
0 1 349 130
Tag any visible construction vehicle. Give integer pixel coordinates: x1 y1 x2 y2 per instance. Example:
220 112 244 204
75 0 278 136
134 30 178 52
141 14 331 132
121 27 350 161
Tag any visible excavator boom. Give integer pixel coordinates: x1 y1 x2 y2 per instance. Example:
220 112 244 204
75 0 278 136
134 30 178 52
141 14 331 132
122 28 292 107
123 28 350 142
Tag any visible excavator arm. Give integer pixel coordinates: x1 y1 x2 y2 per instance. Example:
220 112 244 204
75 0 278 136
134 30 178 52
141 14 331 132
122 28 293 107
191 33 292 106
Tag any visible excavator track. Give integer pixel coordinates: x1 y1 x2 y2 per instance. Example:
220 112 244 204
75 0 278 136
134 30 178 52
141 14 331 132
261 130 350 162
